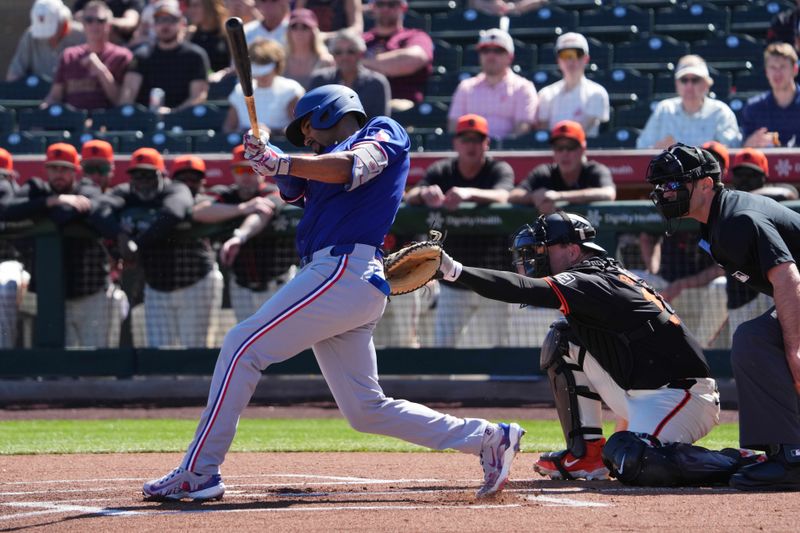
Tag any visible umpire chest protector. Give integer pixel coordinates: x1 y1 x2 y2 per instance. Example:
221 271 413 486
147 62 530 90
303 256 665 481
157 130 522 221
555 257 709 390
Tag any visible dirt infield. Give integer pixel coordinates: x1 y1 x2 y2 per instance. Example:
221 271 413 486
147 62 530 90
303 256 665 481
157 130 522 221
2 451 798 532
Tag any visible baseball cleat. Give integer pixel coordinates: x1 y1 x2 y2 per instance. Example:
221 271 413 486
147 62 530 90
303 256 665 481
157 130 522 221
477 422 525 498
143 467 225 501
534 438 610 480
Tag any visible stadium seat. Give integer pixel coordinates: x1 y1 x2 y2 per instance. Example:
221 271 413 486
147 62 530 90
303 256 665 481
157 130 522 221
193 130 245 153
406 0 457 15
0 106 14 135
17 104 88 133
432 39 462 74
392 101 449 133
498 130 552 151
118 131 191 154
588 68 653 105
613 34 690 71
0 76 51 104
691 34 765 72
422 132 455 152
1 132 46 154
538 36 612 71
731 0 794 37
579 5 654 42
615 0 678 6
614 101 658 129
654 2 729 41
653 69 731 100
593 127 641 149
162 104 228 132
365 8 430 32
732 70 770 99
726 96 747 122
508 5 579 43
530 69 562 90
425 72 470 103
462 41 536 73
74 132 120 151
207 73 238 102
90 104 157 133
430 9 502 45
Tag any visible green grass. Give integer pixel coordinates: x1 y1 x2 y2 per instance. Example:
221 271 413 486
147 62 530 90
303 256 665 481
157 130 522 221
0 418 740 455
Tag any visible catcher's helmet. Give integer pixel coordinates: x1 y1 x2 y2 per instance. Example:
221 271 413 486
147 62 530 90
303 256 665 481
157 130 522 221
510 211 606 277
285 84 367 147
646 143 720 221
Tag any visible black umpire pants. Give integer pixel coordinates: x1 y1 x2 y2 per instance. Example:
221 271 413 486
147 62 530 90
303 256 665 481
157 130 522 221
731 307 800 450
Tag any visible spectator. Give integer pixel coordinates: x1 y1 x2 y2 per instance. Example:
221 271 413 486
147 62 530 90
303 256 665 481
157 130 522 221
81 139 116 192
223 38 305 134
468 0 547 15
120 0 210 114
3 143 123 348
112 148 222 348
186 0 233 80
7 0 86 82
741 43 800 148
193 145 297 322
295 0 363 42
509 120 616 214
223 0 261 25
72 0 143 44
309 29 391 119
43 1 132 110
702 140 730 181
0 149 29 349
725 148 797 345
637 55 742 149
766 0 800 48
535 32 609 138
362 0 433 107
448 29 538 140
405 114 514 348
283 9 334 90
243 0 290 46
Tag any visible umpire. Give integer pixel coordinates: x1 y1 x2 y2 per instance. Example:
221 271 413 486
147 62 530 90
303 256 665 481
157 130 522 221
647 142 800 491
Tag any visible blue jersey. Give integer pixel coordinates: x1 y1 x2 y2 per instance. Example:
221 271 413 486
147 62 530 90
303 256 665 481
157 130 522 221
277 116 410 258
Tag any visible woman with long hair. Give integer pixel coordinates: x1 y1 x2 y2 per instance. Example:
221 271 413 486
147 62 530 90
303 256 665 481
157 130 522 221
283 8 334 90
186 0 232 81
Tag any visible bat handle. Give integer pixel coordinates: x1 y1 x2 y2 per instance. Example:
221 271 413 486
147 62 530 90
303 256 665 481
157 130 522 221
245 95 260 138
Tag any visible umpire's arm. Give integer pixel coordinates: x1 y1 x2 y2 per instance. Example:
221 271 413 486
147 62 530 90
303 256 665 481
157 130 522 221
767 261 800 393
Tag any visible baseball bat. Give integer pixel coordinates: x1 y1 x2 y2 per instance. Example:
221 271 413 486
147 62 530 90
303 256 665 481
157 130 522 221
225 17 260 138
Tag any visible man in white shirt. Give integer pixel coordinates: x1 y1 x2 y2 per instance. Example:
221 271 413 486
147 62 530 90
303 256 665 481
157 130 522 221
244 0 289 46
535 33 609 138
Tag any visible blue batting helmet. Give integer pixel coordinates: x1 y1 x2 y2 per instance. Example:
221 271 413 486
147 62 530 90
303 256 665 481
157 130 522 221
285 84 367 147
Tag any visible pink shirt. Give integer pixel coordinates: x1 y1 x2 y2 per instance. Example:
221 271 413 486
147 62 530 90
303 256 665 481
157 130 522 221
364 27 433 103
448 71 538 139
54 42 132 110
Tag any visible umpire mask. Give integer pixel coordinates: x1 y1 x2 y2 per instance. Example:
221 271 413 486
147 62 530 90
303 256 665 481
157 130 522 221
646 143 720 222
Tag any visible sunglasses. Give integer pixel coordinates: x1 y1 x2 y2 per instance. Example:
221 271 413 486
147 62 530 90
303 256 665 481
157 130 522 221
83 16 109 24
130 169 159 180
678 76 703 85
479 47 506 55
557 49 584 61
82 163 111 174
154 15 181 24
332 48 359 56
456 134 485 144
290 23 311 30
174 172 203 183
553 142 580 152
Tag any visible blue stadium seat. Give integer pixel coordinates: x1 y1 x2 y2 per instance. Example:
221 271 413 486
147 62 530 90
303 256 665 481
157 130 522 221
529 69 562 90
537 36 612 71
613 34 690 71
422 132 455 152
118 131 191 154
90 104 157 133
162 104 228 133
508 5 579 43
430 9 502 45
588 68 653 105
691 34 765 72
654 2 729 41
592 127 641 148
579 5 654 42
616 0 678 6
498 129 552 151
614 101 658 129
726 96 747 122
193 130 244 153
425 72 471 103
0 76 51 104
1 132 46 154
17 104 88 133
0 107 14 135
432 39 462 74
406 1 456 15
732 70 770 99
730 0 794 37
392 101 449 133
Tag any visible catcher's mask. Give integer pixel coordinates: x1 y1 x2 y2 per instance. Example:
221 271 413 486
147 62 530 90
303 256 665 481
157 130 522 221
646 143 720 222
510 211 606 278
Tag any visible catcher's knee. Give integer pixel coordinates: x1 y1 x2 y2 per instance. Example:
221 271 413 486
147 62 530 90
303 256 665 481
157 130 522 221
602 431 740 486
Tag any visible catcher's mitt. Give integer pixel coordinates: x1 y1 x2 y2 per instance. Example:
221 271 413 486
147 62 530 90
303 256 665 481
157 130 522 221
385 230 444 296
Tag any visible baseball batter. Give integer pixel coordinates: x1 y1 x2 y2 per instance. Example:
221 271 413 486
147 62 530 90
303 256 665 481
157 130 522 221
143 84 524 501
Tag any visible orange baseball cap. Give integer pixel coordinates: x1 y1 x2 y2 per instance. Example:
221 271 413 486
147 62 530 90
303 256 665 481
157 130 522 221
702 141 730 173
550 120 586 147
732 148 769 176
231 145 250 166
127 147 165 172
171 155 206 175
455 114 489 137
81 139 114 162
45 142 80 168
0 148 13 174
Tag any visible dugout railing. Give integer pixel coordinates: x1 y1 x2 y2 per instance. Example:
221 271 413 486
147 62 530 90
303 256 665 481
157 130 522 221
2 200 796 380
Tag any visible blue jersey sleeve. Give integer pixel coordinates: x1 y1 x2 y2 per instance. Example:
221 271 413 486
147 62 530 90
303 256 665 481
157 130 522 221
345 117 410 191
269 141 306 205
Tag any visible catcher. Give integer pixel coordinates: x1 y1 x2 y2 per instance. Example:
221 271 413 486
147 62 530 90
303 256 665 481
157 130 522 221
396 211 758 486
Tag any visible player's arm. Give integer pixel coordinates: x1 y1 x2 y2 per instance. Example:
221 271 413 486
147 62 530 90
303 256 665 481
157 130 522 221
455 266 562 308
548 185 616 204
192 197 275 223
361 46 429 77
118 71 142 105
767 261 800 392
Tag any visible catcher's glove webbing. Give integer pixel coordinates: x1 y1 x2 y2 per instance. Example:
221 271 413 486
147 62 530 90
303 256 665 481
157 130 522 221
385 230 444 296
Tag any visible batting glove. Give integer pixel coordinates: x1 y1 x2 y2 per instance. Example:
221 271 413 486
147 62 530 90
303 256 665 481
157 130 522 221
439 250 462 281
243 133 292 177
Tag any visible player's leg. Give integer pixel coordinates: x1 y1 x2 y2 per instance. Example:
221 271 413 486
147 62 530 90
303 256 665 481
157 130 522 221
64 296 81 348
177 268 224 347
433 285 474 347
106 286 126 348
69 288 112 348
144 284 176 347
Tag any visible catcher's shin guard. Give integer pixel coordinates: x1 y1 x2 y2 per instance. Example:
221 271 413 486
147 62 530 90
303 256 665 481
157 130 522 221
540 319 603 462
602 431 741 486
